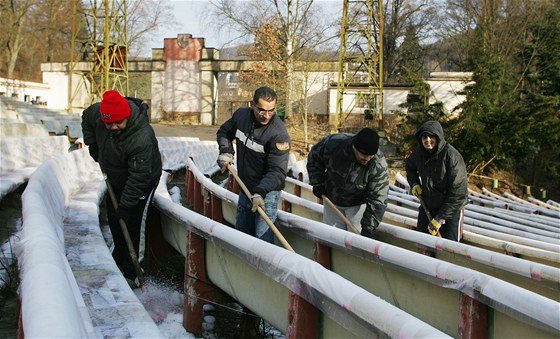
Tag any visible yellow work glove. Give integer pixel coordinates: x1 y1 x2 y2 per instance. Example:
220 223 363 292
428 218 444 236
251 194 265 212
411 184 422 197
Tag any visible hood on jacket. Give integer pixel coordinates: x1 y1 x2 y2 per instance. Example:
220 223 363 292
415 120 447 153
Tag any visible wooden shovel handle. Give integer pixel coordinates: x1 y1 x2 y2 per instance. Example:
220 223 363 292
103 173 146 286
418 195 442 238
226 164 294 252
321 195 360 234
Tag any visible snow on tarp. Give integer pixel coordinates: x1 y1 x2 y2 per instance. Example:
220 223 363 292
154 182 451 338
15 148 163 338
16 149 96 338
0 135 69 200
186 158 560 335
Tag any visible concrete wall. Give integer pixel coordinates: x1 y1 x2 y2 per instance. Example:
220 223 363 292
34 35 473 126
0 77 50 105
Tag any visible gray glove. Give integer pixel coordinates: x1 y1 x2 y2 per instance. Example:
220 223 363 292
217 153 234 172
251 194 265 212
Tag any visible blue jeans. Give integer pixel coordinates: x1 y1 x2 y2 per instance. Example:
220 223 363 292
236 190 280 244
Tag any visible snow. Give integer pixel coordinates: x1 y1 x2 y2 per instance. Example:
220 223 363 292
11 146 201 337
3 111 558 336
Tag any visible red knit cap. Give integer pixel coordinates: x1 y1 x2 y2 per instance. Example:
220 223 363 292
100 90 131 122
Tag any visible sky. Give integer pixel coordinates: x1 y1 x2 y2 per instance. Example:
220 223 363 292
148 0 343 52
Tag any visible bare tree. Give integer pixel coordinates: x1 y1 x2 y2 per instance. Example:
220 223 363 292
382 0 439 83
126 0 177 57
209 0 339 120
1 0 35 79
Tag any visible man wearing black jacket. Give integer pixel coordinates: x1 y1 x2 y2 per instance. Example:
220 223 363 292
216 87 291 244
405 120 467 241
82 90 162 287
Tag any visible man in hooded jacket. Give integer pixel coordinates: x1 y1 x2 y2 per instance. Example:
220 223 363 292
405 120 467 241
82 90 162 287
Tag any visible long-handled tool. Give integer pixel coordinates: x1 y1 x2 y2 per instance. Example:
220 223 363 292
323 194 400 307
418 195 442 238
103 174 146 287
321 195 360 234
226 164 294 252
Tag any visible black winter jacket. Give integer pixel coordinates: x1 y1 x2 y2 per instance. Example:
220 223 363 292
217 107 291 197
81 99 162 208
307 133 389 229
405 120 467 220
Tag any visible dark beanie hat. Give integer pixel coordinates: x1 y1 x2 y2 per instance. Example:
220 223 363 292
100 90 131 123
352 128 380 155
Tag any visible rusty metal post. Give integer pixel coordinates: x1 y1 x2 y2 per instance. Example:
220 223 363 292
210 194 224 224
17 297 23 339
186 168 195 207
314 242 332 269
183 231 208 335
458 293 488 339
282 199 292 213
193 179 203 214
285 289 318 338
145 206 179 274
295 173 303 197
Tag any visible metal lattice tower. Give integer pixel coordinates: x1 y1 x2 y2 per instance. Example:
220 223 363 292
336 0 383 132
69 0 129 110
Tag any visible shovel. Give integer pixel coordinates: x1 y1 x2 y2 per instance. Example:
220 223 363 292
103 173 146 288
226 164 294 252
323 195 400 306
321 195 360 234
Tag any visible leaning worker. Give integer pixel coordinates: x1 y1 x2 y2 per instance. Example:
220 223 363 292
307 127 389 238
81 90 162 288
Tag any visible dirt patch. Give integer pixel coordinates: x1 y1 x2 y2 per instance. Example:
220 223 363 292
152 123 219 141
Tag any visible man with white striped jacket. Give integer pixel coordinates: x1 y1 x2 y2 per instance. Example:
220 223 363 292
216 86 291 244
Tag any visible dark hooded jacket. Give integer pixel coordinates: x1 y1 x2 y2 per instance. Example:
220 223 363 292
405 121 467 220
81 99 162 208
217 107 291 198
307 133 389 229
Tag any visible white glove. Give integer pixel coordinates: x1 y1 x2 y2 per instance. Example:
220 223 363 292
251 194 265 212
217 153 234 172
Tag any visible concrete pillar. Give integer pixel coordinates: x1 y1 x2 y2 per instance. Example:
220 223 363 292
151 70 164 122
199 68 216 125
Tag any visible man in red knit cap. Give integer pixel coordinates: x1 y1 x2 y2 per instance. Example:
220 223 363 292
82 90 162 288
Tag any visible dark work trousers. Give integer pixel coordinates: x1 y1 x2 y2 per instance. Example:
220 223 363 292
106 187 156 281
416 207 464 242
